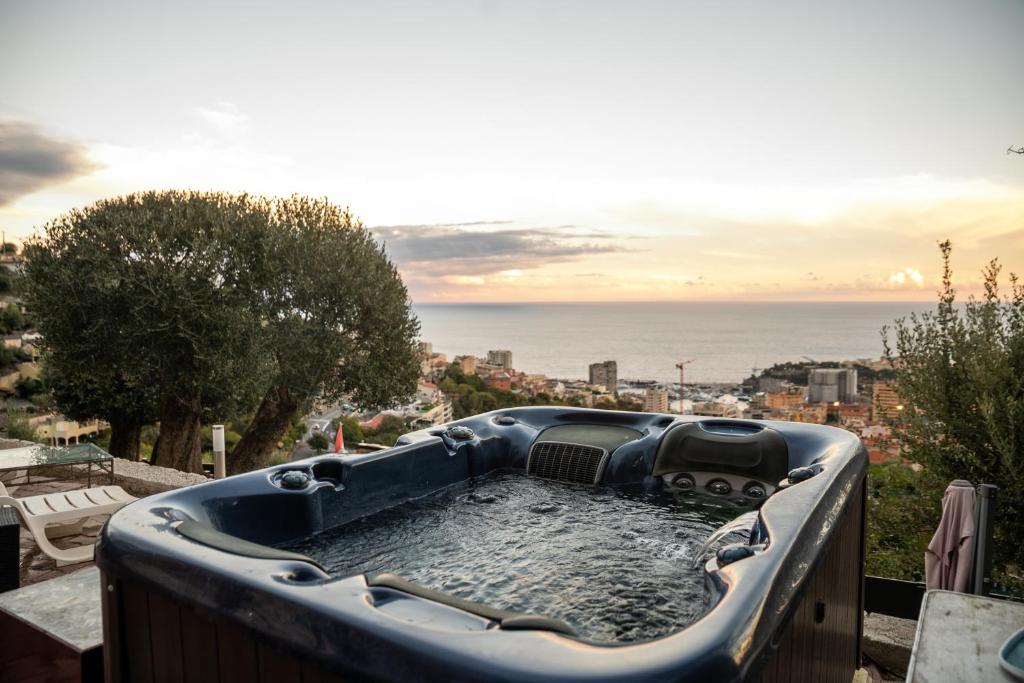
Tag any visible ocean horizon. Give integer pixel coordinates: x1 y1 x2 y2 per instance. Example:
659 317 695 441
413 301 932 384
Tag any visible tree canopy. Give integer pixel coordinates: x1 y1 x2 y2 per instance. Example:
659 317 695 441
23 191 419 472
23 192 266 468
229 196 420 472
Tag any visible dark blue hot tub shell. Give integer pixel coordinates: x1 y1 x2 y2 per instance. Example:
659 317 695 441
98 408 867 682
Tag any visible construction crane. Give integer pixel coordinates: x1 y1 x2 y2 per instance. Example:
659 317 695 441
675 359 694 414
802 356 817 364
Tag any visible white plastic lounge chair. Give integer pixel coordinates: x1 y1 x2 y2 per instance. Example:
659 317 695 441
0 480 136 564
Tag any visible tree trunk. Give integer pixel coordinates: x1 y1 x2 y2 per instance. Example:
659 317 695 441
107 417 142 461
230 385 301 475
151 390 204 473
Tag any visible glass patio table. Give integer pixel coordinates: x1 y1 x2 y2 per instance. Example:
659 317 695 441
0 443 114 487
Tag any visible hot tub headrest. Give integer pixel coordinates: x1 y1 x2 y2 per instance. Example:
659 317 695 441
653 421 789 483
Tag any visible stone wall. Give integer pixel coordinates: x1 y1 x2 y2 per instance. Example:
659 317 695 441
112 458 209 497
0 443 209 498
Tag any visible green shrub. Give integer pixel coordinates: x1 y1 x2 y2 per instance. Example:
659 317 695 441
884 241 1024 590
866 462 943 582
340 416 363 444
306 431 330 453
4 409 41 443
0 303 24 335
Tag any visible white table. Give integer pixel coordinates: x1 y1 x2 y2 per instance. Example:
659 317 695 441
907 589 1024 682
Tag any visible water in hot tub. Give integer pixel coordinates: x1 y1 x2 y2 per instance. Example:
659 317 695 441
282 472 745 643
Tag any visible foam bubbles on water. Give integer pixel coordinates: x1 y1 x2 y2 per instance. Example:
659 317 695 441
284 473 736 643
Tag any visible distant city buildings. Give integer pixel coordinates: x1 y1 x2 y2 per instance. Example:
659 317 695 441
756 376 787 393
831 403 871 428
415 381 439 404
487 371 513 392
872 381 903 421
410 394 453 426
588 360 618 395
522 374 549 395
376 381 454 429
416 343 448 379
454 355 477 374
808 368 858 404
643 385 669 413
30 414 103 446
784 404 828 424
398 344 904 461
692 401 743 418
764 384 806 409
487 349 513 369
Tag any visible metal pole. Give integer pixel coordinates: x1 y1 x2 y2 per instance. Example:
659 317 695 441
972 484 997 596
679 363 685 415
212 425 226 479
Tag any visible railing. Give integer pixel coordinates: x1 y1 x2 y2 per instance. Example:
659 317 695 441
864 576 927 620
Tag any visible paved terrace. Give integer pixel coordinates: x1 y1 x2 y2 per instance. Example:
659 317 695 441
0 439 208 586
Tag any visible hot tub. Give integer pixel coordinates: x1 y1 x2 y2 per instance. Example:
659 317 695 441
98 408 867 682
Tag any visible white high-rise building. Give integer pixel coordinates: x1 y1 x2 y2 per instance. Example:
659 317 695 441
643 385 670 413
808 368 858 404
588 360 618 394
487 349 513 369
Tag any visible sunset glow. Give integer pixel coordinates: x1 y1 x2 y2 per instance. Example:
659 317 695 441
2 1 1022 302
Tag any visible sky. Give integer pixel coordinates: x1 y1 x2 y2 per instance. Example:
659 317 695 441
1 0 1022 303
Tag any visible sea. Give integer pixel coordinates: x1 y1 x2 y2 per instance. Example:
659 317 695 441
413 301 930 384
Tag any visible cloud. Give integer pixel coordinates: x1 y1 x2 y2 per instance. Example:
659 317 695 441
0 121 97 206
442 275 486 286
194 102 250 135
701 249 760 260
888 268 925 287
370 223 625 278
610 175 1024 232
371 220 514 230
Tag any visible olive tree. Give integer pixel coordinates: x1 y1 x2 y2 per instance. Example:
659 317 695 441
23 191 269 470
25 191 419 474
228 196 419 473
23 203 160 459
884 240 1024 577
